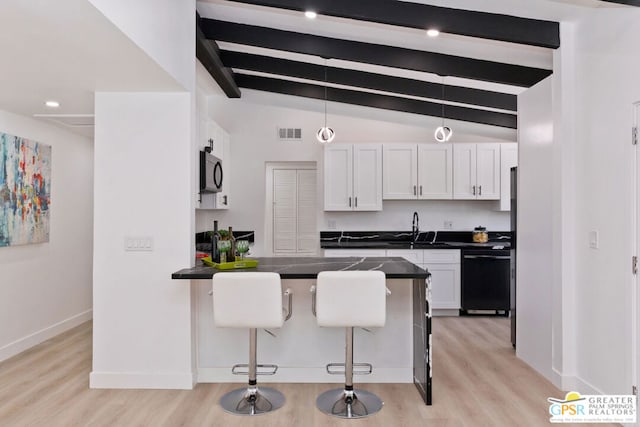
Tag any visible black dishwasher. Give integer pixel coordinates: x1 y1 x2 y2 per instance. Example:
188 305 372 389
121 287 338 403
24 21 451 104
461 249 510 316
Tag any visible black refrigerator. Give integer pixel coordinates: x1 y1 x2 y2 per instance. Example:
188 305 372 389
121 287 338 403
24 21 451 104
510 167 517 348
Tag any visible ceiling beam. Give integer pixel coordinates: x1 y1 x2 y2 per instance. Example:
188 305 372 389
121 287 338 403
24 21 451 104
227 0 560 49
202 19 552 87
196 15 241 98
600 0 640 5
235 73 517 128
221 50 517 111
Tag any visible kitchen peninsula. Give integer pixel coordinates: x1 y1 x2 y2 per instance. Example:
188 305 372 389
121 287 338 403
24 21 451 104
172 256 432 405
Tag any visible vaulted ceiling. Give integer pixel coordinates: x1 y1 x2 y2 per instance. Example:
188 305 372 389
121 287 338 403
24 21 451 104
196 0 638 130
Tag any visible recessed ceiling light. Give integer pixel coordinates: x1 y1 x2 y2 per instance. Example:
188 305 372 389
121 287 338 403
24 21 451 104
305 11 317 19
426 29 440 37
45 100 60 108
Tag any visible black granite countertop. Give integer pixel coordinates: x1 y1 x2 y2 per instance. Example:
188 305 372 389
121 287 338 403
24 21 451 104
172 256 429 280
320 230 511 250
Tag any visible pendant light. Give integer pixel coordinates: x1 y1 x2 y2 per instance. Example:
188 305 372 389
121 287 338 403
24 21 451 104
434 76 453 143
316 60 336 144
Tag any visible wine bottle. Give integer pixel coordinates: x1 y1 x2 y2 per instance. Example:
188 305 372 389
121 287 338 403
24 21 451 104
228 226 236 262
211 221 221 263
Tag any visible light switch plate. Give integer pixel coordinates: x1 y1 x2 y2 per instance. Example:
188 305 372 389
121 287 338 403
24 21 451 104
327 220 337 230
588 230 599 249
444 220 453 230
125 236 154 252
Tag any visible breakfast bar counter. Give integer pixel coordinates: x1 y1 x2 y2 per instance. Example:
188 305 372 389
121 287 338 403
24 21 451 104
171 256 429 280
172 256 432 405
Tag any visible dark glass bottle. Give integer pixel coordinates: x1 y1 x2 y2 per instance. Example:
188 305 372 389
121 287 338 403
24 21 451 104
228 226 236 262
211 221 221 263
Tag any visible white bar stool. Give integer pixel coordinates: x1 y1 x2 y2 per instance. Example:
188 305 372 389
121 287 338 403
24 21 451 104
311 270 388 419
212 272 292 416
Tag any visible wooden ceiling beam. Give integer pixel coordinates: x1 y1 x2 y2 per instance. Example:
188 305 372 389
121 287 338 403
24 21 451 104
235 73 517 128
227 0 560 48
202 19 552 87
600 0 640 6
196 15 241 98
221 50 517 111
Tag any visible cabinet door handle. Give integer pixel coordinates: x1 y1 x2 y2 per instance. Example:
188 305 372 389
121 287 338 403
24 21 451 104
419 185 423 196
349 197 352 207
472 185 476 195
479 185 482 196
223 195 228 205
413 185 417 196
355 197 358 208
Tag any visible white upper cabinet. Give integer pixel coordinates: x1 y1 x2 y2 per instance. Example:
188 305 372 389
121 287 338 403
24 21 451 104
499 143 518 211
215 130 231 209
197 117 231 210
382 144 418 199
324 144 382 211
384 144 453 200
476 144 501 199
353 144 383 210
453 143 500 200
324 144 352 211
417 144 453 199
453 143 475 199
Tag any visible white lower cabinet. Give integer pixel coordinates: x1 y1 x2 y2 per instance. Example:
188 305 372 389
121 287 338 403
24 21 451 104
324 248 460 315
423 250 460 314
386 249 423 265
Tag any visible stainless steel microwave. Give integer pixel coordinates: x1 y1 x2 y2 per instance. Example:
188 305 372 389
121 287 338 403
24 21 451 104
199 151 223 193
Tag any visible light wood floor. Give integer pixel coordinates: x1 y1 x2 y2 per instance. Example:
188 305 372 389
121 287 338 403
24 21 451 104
0 317 615 427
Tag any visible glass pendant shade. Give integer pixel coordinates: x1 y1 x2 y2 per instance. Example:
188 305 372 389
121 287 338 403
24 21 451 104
434 126 453 142
316 126 336 143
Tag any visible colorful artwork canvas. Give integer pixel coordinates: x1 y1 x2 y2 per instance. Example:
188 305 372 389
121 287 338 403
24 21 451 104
0 132 51 247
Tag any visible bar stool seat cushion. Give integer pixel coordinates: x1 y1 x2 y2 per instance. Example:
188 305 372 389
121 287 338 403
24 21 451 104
316 271 386 328
213 272 284 329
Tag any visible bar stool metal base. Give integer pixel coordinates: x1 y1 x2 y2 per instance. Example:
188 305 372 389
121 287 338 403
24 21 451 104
219 386 285 416
316 388 384 419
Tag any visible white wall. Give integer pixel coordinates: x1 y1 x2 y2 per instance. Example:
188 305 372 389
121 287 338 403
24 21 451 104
552 22 578 391
90 93 194 389
517 9 640 402
87 0 195 92
198 92 512 255
0 110 93 362
517 77 555 383
569 9 640 396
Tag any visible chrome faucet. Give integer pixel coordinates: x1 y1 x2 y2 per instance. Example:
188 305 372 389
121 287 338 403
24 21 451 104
412 211 419 242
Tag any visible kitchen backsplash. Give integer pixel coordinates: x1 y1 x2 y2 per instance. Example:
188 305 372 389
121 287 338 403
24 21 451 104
322 200 510 232
320 230 511 244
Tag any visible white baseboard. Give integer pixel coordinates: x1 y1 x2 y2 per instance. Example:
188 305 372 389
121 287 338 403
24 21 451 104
89 371 195 389
433 309 459 317
556 371 604 395
197 367 413 383
0 309 93 363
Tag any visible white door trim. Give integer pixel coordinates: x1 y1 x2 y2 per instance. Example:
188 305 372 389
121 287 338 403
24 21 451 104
633 102 639 399
264 162 317 257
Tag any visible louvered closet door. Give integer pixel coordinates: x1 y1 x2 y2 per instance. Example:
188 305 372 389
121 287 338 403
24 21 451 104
273 169 297 253
296 169 317 253
273 168 317 255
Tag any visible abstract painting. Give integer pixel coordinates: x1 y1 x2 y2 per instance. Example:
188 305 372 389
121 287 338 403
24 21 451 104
0 132 51 247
